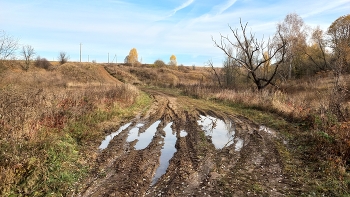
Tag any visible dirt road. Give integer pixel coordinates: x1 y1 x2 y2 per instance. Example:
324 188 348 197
79 90 293 196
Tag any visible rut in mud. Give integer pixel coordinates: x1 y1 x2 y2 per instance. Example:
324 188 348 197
80 91 291 196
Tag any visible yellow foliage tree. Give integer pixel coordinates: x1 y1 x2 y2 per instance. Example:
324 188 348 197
127 48 138 65
169 54 177 66
328 14 350 71
263 51 270 77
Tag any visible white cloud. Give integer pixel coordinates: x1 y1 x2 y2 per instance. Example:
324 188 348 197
2 0 349 66
168 0 194 17
214 0 237 15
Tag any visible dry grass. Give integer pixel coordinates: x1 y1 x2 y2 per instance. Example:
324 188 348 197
0 62 146 196
181 73 350 179
177 72 350 194
2 60 349 195
104 64 212 87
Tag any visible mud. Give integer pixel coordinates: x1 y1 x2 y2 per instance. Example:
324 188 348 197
79 90 292 196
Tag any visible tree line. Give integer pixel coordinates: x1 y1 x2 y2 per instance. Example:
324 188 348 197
124 47 178 67
1 13 348 81
211 13 350 90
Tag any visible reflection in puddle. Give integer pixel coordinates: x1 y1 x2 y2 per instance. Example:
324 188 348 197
198 115 235 149
134 121 161 150
235 138 244 151
180 130 187 137
152 122 176 185
126 123 145 143
99 122 132 150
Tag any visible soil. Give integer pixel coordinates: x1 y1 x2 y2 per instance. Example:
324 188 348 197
78 89 296 197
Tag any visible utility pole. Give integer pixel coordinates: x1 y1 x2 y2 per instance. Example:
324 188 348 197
88 55 89 62
80 43 82 62
108 53 109 63
112 54 117 63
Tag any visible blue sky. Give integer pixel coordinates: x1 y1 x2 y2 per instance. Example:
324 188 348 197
1 0 349 66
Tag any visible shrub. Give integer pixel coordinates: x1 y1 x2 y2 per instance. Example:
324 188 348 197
35 56 52 70
58 52 69 65
154 59 166 68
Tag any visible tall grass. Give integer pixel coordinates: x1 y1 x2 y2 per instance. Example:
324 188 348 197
0 76 146 196
180 77 350 194
181 76 350 155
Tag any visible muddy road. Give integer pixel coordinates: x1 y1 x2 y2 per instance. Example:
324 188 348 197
79 90 293 196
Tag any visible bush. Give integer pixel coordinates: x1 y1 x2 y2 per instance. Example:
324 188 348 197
58 52 69 65
154 59 166 68
35 56 52 70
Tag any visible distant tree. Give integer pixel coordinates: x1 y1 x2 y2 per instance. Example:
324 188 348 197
218 47 240 88
262 51 271 78
126 48 138 66
304 26 330 73
35 56 52 70
0 30 18 64
327 14 350 72
277 13 308 79
212 19 287 90
58 52 69 65
21 45 35 71
154 59 166 67
207 60 222 87
326 14 350 121
169 54 177 66
124 55 129 64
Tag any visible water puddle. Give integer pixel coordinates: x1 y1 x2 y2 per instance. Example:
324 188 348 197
235 138 244 151
126 123 145 145
198 115 235 149
180 130 188 137
99 122 132 150
152 122 177 185
134 121 161 150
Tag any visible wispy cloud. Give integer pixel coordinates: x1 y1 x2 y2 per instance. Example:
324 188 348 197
187 0 238 27
168 0 194 17
214 0 237 15
300 0 349 18
1 0 349 66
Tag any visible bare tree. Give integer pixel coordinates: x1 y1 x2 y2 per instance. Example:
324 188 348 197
124 55 129 64
0 30 18 63
207 60 222 87
304 26 330 72
21 45 35 71
212 19 287 90
58 51 69 65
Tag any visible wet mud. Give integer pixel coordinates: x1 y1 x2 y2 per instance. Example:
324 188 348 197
79 91 290 196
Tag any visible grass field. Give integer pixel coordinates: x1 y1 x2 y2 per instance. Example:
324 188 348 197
1 61 349 195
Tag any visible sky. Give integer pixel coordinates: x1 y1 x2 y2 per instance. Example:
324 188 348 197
0 0 349 66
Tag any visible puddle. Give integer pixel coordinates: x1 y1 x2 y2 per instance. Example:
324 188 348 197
180 130 188 137
198 115 235 149
99 122 132 150
126 123 145 143
235 138 244 151
134 121 161 150
152 122 177 185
